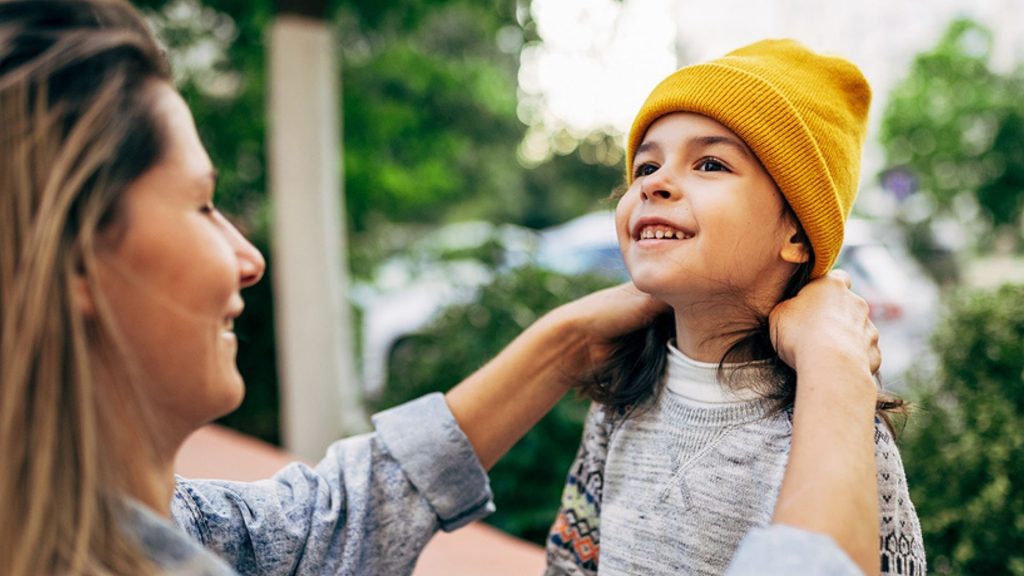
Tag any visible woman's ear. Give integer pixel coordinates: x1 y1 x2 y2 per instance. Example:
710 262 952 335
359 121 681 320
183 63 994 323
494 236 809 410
71 274 97 317
779 224 811 264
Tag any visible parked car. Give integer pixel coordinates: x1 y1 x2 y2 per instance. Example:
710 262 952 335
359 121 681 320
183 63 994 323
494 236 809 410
836 218 940 387
535 210 628 282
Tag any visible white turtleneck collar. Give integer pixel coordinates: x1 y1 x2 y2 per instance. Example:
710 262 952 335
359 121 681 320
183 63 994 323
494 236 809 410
664 340 767 407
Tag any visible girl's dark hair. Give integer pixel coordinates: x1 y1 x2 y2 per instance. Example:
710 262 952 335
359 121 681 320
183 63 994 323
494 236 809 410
578 209 906 432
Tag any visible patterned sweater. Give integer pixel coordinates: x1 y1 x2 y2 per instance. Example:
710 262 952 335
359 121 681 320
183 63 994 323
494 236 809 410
545 348 926 576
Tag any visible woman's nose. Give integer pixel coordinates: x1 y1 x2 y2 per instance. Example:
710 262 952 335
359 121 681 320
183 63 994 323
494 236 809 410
221 215 265 288
238 237 266 289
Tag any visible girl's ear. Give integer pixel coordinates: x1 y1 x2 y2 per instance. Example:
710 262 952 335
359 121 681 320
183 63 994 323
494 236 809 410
780 226 811 264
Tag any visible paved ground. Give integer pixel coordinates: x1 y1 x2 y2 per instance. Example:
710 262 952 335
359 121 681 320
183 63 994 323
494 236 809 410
174 424 545 575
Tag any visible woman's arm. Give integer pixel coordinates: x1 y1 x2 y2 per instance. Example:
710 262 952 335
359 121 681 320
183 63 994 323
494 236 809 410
766 270 882 576
445 283 665 469
172 284 663 575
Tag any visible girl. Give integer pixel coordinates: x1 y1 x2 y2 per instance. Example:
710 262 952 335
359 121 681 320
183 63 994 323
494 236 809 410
546 40 927 576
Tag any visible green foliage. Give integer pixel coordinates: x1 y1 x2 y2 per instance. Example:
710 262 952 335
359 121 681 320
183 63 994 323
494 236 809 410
340 7 524 231
139 0 624 453
137 0 272 217
880 18 1024 241
372 266 616 543
521 140 624 229
901 284 1024 575
339 3 617 233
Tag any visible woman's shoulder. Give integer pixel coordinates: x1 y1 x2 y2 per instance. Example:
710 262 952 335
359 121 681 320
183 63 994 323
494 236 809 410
126 499 238 575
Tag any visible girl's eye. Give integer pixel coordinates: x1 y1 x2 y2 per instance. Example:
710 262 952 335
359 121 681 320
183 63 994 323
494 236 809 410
634 162 659 179
696 158 728 172
200 202 216 215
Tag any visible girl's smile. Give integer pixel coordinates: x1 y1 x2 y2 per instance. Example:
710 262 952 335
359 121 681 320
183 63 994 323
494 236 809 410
632 217 696 242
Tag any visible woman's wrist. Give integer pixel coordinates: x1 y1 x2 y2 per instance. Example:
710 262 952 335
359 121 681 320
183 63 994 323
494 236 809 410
794 351 877 411
537 301 596 379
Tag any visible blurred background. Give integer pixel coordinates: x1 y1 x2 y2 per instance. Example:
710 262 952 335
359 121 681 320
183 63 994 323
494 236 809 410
141 0 1024 573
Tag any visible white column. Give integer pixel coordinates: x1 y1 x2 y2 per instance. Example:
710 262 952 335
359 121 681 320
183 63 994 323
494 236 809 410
267 15 368 460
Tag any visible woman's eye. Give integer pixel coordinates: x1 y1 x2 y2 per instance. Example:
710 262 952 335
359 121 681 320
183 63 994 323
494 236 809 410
696 158 728 172
634 162 658 178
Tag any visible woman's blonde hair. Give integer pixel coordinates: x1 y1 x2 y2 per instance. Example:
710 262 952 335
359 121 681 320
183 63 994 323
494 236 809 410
0 0 172 573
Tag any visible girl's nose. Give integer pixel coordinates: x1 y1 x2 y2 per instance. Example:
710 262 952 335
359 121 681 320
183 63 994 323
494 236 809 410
639 170 679 202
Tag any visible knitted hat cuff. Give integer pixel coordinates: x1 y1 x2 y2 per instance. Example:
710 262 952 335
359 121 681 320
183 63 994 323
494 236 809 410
627 62 845 277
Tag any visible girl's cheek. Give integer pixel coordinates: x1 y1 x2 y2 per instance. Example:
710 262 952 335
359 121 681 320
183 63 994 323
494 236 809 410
614 206 631 243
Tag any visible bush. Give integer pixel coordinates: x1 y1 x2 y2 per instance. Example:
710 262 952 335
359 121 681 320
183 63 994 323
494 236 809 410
901 284 1024 575
372 265 616 543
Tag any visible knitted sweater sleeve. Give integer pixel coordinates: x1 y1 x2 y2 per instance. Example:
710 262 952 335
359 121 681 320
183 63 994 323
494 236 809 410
544 403 617 576
875 422 928 575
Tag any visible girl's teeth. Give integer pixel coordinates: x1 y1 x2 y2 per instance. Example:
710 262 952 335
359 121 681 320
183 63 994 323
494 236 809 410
640 226 688 240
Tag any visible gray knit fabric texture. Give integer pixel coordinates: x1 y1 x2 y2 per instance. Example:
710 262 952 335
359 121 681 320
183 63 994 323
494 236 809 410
546 393 927 575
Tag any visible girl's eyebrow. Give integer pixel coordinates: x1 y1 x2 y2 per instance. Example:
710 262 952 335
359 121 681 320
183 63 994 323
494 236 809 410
636 141 660 157
636 135 753 160
691 135 754 160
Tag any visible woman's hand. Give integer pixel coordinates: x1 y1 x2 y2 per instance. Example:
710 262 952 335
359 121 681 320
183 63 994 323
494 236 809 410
769 270 880 377
446 282 665 470
549 282 669 367
768 270 882 576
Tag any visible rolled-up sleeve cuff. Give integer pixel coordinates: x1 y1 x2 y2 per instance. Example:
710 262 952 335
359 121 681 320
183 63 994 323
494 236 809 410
373 393 495 532
726 525 864 576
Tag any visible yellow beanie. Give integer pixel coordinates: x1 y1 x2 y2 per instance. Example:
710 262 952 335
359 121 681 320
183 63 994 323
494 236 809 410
625 39 871 278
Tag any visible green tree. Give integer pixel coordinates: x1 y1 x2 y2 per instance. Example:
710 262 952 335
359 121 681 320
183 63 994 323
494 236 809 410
138 0 624 443
900 284 1024 575
880 18 1024 251
340 5 525 232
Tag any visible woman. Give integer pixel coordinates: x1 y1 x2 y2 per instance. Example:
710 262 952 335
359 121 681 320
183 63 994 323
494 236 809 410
0 1 885 574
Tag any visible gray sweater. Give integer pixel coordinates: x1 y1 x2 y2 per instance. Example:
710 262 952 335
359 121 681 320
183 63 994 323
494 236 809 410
546 350 926 576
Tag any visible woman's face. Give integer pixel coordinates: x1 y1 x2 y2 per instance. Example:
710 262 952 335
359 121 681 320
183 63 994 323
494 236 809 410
616 112 802 310
93 83 265 436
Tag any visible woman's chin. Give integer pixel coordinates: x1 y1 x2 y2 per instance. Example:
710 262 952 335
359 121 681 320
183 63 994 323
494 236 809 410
207 371 246 422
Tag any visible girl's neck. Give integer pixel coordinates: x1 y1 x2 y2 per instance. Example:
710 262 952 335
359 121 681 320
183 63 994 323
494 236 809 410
671 301 769 364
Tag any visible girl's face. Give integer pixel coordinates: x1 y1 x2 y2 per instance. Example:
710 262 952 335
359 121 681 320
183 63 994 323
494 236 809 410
616 112 804 311
92 83 265 438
